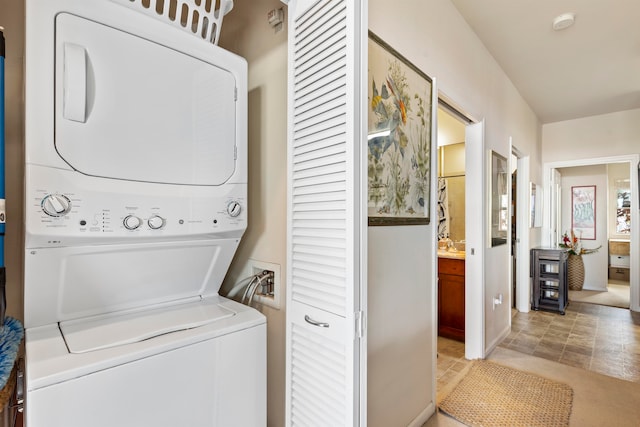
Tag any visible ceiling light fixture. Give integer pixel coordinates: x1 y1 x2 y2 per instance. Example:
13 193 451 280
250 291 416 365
552 13 576 31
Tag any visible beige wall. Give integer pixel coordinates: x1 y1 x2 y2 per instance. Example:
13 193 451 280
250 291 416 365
370 0 543 394
218 2 288 427
542 108 640 163
558 165 609 291
0 0 25 323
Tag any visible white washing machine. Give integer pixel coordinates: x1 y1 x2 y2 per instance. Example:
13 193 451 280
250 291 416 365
23 1 265 426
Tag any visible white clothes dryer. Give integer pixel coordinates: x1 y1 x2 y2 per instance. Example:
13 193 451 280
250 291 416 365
23 1 265 426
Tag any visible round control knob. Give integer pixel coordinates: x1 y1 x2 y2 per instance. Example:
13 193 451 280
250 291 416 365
148 215 165 230
41 194 72 217
123 215 142 230
227 201 242 218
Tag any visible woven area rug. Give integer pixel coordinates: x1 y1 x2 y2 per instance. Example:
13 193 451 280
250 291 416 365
439 360 573 427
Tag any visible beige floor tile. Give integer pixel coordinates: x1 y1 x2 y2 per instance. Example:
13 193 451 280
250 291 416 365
532 348 562 361
559 352 591 369
537 339 565 353
507 301 639 383
589 359 624 378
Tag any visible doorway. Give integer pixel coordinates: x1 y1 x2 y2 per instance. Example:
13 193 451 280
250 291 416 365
555 162 632 309
511 152 518 309
543 155 640 313
511 145 531 314
435 98 493 361
435 102 471 392
436 103 467 345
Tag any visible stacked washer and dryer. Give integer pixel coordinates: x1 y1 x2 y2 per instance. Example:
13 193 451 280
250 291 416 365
23 1 265 426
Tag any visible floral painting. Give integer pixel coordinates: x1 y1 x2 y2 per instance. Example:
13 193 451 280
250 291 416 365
367 32 432 225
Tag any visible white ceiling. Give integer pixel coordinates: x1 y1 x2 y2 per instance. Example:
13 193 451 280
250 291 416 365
449 0 640 124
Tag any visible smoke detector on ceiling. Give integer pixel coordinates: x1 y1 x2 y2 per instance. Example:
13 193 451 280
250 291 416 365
552 13 576 31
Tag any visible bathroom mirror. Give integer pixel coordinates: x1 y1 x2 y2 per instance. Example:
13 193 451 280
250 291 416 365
530 182 543 228
490 150 508 246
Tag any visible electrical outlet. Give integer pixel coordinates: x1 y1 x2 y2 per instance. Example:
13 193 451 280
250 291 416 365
492 293 503 310
246 259 281 309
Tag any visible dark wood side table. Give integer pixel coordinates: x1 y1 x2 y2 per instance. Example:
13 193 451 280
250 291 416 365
530 248 569 314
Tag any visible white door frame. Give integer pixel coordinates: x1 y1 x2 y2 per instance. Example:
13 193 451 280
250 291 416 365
464 120 485 359
436 97 485 359
511 143 531 313
543 155 640 312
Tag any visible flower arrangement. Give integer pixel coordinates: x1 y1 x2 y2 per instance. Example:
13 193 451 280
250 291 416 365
559 230 601 255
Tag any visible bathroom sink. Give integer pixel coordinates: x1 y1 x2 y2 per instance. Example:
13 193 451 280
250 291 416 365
437 249 466 260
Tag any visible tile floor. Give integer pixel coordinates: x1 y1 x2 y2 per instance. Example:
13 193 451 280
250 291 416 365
499 301 640 382
437 301 640 388
436 337 470 393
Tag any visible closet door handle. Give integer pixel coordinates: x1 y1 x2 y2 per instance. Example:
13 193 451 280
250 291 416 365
63 43 87 123
304 315 329 328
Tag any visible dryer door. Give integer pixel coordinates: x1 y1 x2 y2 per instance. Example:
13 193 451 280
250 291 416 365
54 13 238 186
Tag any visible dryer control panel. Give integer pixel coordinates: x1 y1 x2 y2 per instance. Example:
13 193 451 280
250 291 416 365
26 166 247 248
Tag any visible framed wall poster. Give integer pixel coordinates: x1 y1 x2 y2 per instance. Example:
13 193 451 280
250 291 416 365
571 185 596 240
367 31 432 226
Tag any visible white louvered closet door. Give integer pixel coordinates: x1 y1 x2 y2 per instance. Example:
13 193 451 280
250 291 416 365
285 0 367 426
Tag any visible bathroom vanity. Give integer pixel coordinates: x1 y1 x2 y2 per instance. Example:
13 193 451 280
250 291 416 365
609 239 630 281
437 251 465 342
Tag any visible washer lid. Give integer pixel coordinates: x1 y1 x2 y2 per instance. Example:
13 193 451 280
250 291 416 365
60 298 235 354
54 13 238 186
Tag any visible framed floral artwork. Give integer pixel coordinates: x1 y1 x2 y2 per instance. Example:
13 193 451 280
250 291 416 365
571 185 596 240
367 31 433 226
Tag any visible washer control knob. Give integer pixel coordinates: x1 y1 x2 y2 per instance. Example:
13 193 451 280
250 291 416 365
148 215 165 230
41 194 72 217
123 215 142 230
227 201 242 218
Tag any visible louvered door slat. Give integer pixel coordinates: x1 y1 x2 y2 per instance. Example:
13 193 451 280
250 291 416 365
293 242 347 255
286 0 364 425
294 93 346 126
294 140 345 161
295 91 346 120
294 68 347 103
295 14 346 69
293 112 345 137
293 155 346 173
293 171 346 189
293 180 345 195
291 163 345 184
293 127 345 150
294 2 345 53
292 236 346 250
295 78 347 108
295 42 346 85
292 209 346 220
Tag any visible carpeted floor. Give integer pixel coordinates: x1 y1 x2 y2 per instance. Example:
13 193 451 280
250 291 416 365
568 281 630 308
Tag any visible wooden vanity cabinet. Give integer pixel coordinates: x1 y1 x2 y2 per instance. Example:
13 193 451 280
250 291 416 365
438 257 465 342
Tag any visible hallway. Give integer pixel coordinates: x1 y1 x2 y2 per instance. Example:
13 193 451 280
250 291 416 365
437 301 640 386
432 302 640 426
499 301 640 382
